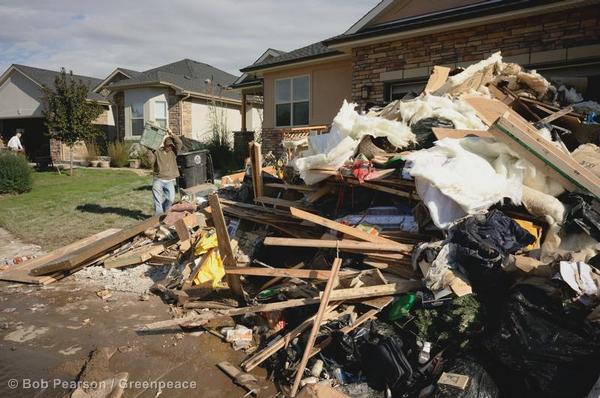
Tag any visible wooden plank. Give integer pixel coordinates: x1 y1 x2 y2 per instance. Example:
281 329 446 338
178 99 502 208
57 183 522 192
290 258 342 396
217 361 260 395
174 218 191 242
224 267 356 280
340 179 413 199
432 127 493 140
259 262 305 291
249 141 264 198
264 237 412 253
208 193 244 300
539 105 574 124
0 228 120 284
103 244 165 269
305 185 332 204
30 217 159 276
493 115 600 201
264 183 316 192
254 196 311 210
288 207 405 247
424 65 450 94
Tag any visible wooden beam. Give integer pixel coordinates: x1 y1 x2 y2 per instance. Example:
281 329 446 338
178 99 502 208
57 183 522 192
103 244 165 269
290 257 342 396
30 217 160 276
264 237 411 253
208 193 244 300
224 266 356 280
340 179 413 199
240 93 247 132
249 141 263 198
492 115 600 201
255 196 311 209
259 262 305 291
539 105 574 124
264 183 316 192
288 207 406 247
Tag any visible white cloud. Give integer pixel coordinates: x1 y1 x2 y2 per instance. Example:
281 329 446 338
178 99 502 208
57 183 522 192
0 0 378 78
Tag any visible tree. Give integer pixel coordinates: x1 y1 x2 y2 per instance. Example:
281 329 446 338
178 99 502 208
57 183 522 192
42 68 104 175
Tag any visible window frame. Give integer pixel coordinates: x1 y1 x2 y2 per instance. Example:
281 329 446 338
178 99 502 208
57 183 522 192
130 102 144 137
274 74 310 127
153 100 168 128
386 80 427 102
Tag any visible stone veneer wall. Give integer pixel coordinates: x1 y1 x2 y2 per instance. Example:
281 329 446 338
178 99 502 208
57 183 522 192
352 5 600 107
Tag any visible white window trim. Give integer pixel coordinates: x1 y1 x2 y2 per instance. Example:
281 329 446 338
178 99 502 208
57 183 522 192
153 100 168 128
274 74 310 128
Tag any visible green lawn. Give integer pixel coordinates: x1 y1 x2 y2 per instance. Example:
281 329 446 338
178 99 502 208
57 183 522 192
0 168 155 250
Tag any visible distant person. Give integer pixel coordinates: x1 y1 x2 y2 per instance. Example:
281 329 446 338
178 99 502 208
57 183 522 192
7 132 24 153
147 127 183 215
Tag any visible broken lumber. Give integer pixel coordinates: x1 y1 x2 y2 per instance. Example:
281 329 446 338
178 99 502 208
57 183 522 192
249 141 263 198
30 217 160 276
217 361 260 396
424 65 451 94
0 228 120 284
224 266 357 280
288 207 406 247
208 193 245 300
141 281 419 330
103 244 165 269
290 257 343 397
263 237 412 253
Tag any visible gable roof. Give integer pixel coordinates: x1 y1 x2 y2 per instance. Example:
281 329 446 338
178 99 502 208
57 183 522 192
106 59 241 101
231 48 286 89
240 42 343 73
3 64 107 102
93 67 143 93
325 0 568 46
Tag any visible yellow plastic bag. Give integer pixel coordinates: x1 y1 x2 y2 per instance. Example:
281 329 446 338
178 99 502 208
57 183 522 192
193 230 225 288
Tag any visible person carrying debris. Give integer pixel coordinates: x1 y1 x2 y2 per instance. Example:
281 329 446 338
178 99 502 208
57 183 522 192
7 131 24 153
148 127 183 215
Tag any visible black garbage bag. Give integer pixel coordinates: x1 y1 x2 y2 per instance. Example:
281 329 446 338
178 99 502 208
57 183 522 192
410 117 455 149
485 284 600 398
563 193 600 241
433 357 499 398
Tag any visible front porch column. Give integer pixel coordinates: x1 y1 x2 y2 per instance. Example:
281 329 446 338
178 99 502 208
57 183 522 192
241 92 247 132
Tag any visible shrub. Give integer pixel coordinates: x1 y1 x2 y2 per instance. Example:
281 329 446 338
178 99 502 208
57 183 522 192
137 147 154 169
0 152 33 194
107 141 132 167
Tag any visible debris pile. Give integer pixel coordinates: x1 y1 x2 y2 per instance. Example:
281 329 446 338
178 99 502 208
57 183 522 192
2 52 600 397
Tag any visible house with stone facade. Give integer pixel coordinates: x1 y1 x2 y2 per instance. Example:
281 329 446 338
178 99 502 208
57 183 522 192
94 59 262 147
234 0 600 156
0 64 114 162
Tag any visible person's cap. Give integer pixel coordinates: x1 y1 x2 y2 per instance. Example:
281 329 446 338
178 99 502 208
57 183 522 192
163 137 174 147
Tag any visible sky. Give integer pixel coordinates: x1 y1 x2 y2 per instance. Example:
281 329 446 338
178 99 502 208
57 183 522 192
0 0 379 79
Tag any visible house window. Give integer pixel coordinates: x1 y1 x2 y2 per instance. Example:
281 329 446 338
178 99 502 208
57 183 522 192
275 75 309 127
154 101 167 128
387 81 426 101
131 102 144 136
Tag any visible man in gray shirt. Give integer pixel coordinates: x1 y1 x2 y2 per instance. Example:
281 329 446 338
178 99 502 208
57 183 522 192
147 128 183 215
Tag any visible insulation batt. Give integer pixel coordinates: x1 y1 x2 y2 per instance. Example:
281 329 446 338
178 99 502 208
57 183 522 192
406 138 521 229
434 51 502 95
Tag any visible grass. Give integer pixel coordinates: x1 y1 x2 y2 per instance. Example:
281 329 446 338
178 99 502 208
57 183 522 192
0 168 154 250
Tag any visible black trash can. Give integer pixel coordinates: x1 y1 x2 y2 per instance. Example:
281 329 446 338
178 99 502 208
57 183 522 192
176 149 210 188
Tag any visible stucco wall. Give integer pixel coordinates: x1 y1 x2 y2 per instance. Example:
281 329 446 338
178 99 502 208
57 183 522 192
190 98 242 146
262 58 352 129
0 71 44 118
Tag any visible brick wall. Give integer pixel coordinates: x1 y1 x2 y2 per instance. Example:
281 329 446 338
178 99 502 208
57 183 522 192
352 5 600 107
168 90 182 136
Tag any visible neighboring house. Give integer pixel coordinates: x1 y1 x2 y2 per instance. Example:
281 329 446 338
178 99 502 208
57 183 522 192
0 64 114 161
237 0 600 156
94 59 262 147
